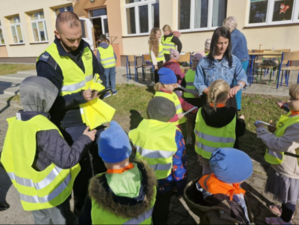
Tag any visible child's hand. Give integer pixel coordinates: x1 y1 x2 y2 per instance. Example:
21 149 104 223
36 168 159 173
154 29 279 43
268 120 277 133
240 115 245 120
178 113 185 120
276 101 283 108
83 126 97 141
154 65 158 70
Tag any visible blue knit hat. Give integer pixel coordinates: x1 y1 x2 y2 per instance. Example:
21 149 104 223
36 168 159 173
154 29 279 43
158 67 177 84
209 148 253 183
98 121 132 163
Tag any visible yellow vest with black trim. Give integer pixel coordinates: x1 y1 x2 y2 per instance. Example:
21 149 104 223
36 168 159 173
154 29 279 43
154 91 186 125
161 35 176 55
91 164 156 224
264 112 299 165
129 119 177 179
1 115 80 211
149 43 165 62
183 69 196 99
97 45 116 69
194 108 236 159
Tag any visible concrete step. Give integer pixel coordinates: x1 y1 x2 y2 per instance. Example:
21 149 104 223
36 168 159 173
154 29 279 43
0 93 22 109
0 73 35 82
0 83 20 95
17 70 37 75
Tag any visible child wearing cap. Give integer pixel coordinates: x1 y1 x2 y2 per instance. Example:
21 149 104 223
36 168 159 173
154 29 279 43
79 121 157 225
154 67 198 130
204 38 211 55
195 79 246 175
129 97 187 224
191 148 253 224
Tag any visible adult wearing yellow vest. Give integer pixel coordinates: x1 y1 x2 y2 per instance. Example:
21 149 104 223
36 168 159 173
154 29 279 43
1 77 96 224
149 28 165 83
129 97 187 224
96 34 117 98
256 84 299 224
36 12 108 214
161 25 182 62
79 121 157 224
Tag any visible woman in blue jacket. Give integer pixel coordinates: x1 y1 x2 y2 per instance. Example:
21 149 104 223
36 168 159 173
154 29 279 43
223 16 249 111
194 26 248 110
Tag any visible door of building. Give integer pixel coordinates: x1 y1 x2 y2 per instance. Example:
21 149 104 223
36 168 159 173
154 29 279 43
79 18 94 49
89 8 109 47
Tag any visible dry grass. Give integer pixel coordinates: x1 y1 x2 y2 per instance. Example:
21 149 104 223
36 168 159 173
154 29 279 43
0 64 36 76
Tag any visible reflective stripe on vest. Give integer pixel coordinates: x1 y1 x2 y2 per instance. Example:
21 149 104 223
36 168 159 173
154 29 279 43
154 91 186 125
161 35 176 54
129 119 178 179
184 69 196 98
264 112 299 165
149 43 165 62
123 207 154 224
194 108 236 159
98 45 116 69
61 74 93 92
1 115 80 211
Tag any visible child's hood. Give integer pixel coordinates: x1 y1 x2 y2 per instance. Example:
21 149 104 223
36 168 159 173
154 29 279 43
88 160 157 218
99 42 109 49
19 76 58 113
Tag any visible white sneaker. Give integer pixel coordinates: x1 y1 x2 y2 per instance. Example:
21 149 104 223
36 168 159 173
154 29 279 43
186 137 192 145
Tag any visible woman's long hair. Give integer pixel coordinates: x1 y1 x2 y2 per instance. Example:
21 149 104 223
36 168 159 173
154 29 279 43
208 27 232 67
149 28 161 57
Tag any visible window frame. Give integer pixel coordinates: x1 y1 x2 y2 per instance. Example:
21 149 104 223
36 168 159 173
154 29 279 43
10 16 24 44
177 0 227 32
0 22 5 46
247 0 299 27
124 0 159 36
54 5 74 16
30 11 48 43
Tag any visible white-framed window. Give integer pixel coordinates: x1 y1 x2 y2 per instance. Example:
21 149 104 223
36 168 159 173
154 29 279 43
30 11 48 42
125 0 160 35
248 0 299 26
0 21 5 45
9 16 24 44
55 5 73 16
178 0 227 32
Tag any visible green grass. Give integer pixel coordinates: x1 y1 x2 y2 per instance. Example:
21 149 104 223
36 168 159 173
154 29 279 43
0 63 36 76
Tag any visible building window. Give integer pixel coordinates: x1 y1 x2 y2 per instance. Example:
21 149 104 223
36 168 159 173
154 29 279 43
30 11 48 42
248 0 299 26
55 6 73 16
178 0 227 31
125 0 160 35
10 16 24 44
0 21 5 45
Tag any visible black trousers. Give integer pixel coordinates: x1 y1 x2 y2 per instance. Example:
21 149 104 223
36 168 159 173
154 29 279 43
154 61 164 83
152 191 173 224
62 124 106 212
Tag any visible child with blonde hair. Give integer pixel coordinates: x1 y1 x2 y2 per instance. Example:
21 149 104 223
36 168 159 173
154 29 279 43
161 24 182 62
149 28 165 83
194 79 246 175
154 68 198 130
256 83 299 225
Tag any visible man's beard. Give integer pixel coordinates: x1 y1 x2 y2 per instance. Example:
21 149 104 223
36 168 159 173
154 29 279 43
60 40 77 52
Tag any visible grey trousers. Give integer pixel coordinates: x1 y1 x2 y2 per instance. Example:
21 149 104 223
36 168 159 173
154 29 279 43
31 197 77 225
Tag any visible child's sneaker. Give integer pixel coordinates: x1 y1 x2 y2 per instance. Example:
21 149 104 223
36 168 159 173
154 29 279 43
104 92 111 98
112 91 118 96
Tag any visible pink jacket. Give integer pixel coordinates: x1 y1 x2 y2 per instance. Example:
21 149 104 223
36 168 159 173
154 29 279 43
163 60 185 84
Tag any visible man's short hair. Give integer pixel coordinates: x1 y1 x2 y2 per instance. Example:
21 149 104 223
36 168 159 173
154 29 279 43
56 11 81 32
98 34 107 42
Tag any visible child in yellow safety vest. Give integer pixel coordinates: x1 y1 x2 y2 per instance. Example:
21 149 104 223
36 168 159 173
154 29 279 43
79 121 157 224
154 67 198 131
256 84 299 225
194 79 246 175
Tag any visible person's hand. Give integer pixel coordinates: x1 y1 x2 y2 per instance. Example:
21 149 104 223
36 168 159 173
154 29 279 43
83 89 99 101
229 85 241 98
268 120 277 133
276 101 283 108
178 113 185 120
190 90 200 98
83 126 97 141
240 115 245 120
174 83 179 89
154 65 158 70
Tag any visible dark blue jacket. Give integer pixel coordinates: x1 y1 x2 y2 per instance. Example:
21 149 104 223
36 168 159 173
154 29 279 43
231 29 249 63
37 37 106 129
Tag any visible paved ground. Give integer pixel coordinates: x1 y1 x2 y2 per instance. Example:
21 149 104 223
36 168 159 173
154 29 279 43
0 68 299 224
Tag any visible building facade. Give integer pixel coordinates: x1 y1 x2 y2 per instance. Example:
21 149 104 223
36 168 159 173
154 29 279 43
0 0 298 66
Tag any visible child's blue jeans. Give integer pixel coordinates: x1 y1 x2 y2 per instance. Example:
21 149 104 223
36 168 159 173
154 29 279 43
104 67 116 91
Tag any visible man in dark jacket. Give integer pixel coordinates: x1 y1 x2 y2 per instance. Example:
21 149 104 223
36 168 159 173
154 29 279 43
36 11 107 214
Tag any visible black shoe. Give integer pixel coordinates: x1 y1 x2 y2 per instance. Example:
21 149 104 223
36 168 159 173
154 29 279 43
0 202 9 211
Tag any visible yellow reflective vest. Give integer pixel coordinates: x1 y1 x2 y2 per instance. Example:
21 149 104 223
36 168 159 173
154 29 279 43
38 43 115 130
150 43 165 62
1 115 80 211
91 164 156 224
183 69 196 99
264 112 299 165
154 91 186 125
129 119 177 179
194 108 236 159
97 45 116 69
161 35 176 55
